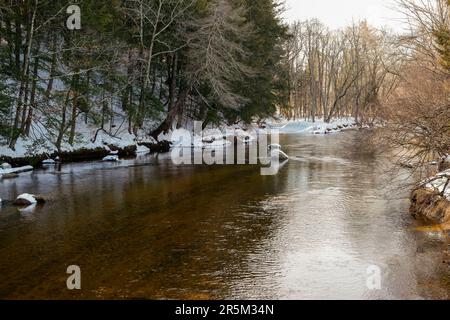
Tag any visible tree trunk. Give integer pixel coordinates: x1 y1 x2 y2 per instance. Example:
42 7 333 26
9 0 38 150
151 87 188 140
56 87 71 151
68 73 80 145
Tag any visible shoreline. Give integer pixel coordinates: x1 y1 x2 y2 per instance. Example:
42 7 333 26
410 160 450 225
0 141 172 168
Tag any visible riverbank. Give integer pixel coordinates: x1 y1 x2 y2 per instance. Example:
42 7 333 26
0 141 172 168
410 157 450 225
0 118 359 170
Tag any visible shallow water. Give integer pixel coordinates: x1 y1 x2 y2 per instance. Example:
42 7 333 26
0 132 448 299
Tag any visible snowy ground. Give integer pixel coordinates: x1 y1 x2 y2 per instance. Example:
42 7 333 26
0 120 157 159
268 118 359 135
0 117 359 160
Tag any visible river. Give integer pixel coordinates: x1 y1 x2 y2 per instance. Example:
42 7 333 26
0 132 448 299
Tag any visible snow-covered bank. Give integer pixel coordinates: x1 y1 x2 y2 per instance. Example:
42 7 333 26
0 165 33 175
410 163 450 224
268 118 360 135
0 127 167 167
0 117 362 166
0 124 157 159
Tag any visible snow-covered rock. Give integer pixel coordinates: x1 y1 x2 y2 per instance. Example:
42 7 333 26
425 169 450 200
1 162 12 169
102 155 120 162
15 193 37 205
0 165 33 177
136 145 150 154
42 159 56 165
13 193 46 206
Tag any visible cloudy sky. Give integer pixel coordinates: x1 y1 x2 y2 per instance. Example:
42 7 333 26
283 0 405 31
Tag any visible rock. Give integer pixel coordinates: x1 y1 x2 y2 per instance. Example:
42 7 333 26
13 199 33 206
13 194 46 206
102 155 119 162
1 162 12 169
42 159 56 165
410 188 450 224
13 194 37 206
1 173 19 179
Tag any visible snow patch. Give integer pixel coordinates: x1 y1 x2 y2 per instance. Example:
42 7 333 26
269 118 358 135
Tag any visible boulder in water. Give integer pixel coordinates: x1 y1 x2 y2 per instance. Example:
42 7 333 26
13 194 46 206
42 159 56 165
1 162 12 169
103 155 119 162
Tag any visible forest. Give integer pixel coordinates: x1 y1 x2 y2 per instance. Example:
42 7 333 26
0 0 288 153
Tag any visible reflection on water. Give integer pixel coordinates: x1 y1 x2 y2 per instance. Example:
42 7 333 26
0 132 448 299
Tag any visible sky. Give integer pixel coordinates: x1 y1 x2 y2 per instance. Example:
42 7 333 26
283 0 405 32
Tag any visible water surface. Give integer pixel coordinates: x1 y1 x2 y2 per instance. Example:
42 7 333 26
0 132 448 299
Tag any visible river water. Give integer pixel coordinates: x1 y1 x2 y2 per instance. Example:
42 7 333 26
0 132 448 299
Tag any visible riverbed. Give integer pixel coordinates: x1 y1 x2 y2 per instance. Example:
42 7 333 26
0 132 448 299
